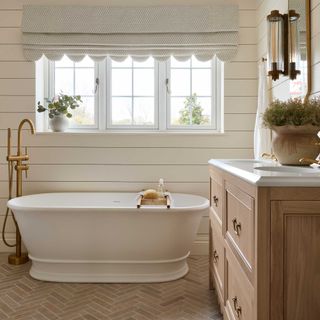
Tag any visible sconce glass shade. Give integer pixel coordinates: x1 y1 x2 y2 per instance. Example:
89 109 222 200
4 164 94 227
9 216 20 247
267 10 284 80
288 10 301 80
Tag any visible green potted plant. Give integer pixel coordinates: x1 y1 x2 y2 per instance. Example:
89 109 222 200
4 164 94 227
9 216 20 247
37 93 82 132
263 97 320 165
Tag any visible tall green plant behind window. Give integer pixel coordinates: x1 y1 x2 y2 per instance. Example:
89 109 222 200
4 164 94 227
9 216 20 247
178 94 210 125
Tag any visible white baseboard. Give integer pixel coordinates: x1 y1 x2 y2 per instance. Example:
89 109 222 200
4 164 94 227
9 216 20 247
191 235 209 255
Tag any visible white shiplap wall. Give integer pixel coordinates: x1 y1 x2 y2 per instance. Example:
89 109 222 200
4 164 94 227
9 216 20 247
0 0 257 254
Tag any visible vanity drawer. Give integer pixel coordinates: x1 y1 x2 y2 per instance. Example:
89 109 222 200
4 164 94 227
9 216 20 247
210 215 224 300
225 244 254 320
225 182 255 272
210 170 223 224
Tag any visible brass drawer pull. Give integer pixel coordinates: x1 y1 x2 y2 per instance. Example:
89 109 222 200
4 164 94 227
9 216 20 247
232 296 242 318
213 250 219 262
232 218 241 236
213 195 219 207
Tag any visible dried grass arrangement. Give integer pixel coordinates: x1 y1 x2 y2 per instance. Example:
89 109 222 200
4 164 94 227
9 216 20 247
263 97 320 129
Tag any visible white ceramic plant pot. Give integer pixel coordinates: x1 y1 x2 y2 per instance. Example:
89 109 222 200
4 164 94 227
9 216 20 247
272 125 320 165
49 115 69 132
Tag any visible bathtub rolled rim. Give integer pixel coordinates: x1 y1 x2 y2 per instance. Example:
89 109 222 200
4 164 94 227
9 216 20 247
7 192 210 212
7 204 209 212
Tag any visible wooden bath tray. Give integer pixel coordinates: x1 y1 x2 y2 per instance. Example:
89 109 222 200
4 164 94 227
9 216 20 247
137 194 171 208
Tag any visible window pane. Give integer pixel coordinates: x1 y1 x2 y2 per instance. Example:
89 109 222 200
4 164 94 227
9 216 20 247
171 69 190 96
75 69 95 95
170 95 211 126
198 97 212 124
133 98 154 125
55 56 73 68
192 69 211 96
75 56 94 68
133 69 154 96
112 69 132 96
170 97 186 125
191 56 211 68
112 97 132 125
70 97 95 125
55 68 74 95
111 57 132 68
171 57 190 68
133 58 154 68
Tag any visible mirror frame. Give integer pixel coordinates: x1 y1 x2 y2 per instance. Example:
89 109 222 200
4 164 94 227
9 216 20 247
305 0 311 100
288 0 312 100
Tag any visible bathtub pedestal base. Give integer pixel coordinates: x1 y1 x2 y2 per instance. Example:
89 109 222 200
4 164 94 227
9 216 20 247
8 253 29 265
29 254 190 283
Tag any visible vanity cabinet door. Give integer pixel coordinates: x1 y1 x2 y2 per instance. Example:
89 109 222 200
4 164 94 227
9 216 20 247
225 182 255 277
210 209 224 303
271 201 320 320
225 243 254 320
209 168 223 225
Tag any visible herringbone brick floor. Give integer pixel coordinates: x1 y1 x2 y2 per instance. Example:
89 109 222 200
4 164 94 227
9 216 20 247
0 254 222 320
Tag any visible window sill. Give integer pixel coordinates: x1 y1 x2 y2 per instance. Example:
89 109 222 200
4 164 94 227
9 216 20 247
36 129 225 136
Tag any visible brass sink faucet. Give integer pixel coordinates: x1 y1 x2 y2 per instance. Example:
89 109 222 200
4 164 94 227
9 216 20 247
5 119 35 265
299 158 320 165
261 152 278 161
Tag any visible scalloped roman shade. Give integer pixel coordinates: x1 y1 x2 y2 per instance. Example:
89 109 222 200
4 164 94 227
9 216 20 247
21 4 239 62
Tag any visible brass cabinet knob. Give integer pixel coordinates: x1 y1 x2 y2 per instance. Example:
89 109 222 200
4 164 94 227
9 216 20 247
232 296 242 318
232 218 241 236
213 195 219 207
213 250 219 262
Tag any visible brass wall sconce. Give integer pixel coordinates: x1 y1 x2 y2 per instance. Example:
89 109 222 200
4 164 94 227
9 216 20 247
267 10 285 81
288 10 301 80
267 9 301 81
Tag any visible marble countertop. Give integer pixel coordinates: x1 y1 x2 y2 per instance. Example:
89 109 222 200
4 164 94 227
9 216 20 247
208 159 320 187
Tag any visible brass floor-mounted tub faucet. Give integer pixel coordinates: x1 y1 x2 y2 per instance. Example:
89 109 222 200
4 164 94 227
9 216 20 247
3 119 35 265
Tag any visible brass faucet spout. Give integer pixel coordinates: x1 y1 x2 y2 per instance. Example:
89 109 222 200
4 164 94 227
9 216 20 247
17 119 35 155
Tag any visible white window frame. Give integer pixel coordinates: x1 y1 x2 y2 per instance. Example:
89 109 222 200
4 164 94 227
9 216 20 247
38 56 223 133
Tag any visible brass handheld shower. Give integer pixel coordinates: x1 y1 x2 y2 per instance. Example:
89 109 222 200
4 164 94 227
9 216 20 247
1 128 16 248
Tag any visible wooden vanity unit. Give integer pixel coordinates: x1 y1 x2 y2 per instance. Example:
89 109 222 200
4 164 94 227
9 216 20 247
208 159 320 320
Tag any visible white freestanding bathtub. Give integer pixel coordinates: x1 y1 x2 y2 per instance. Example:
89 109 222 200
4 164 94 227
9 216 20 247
8 192 209 283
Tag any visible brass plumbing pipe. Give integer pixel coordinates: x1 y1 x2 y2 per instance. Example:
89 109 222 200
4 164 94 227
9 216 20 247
5 119 35 265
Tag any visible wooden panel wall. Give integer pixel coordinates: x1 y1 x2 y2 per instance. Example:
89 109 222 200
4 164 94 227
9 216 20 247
0 0 257 254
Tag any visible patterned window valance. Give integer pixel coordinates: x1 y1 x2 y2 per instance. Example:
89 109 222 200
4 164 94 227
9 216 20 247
22 4 239 62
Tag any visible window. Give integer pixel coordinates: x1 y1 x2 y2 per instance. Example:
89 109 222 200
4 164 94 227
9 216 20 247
39 55 223 132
